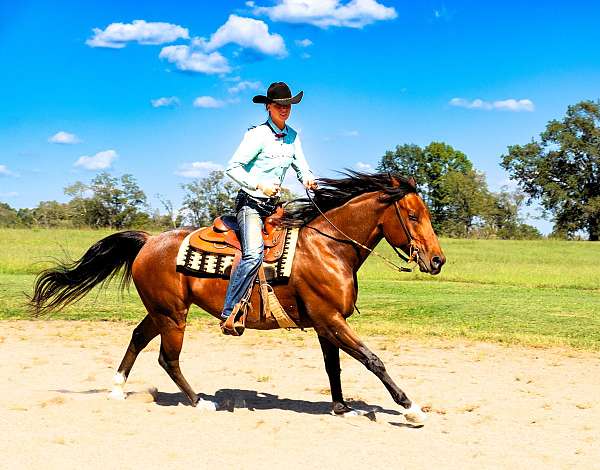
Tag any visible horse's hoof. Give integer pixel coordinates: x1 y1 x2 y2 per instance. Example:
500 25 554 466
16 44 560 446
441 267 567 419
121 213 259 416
196 398 218 411
331 404 377 421
403 403 427 425
108 388 126 400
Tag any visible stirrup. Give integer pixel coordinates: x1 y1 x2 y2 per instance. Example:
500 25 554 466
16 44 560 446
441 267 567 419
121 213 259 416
220 304 249 336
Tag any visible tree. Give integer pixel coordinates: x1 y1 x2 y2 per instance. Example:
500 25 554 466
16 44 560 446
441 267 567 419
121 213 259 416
486 189 542 240
501 100 600 240
377 142 473 230
155 194 183 229
181 170 237 226
64 173 148 228
440 170 495 237
0 202 19 227
30 200 71 228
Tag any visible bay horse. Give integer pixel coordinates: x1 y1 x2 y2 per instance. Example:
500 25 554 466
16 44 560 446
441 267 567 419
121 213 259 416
30 172 445 424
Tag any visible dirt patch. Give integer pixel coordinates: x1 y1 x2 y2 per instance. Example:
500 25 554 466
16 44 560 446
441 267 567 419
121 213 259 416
1 320 599 469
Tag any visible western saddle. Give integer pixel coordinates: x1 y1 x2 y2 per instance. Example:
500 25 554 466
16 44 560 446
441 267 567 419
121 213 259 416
188 205 288 262
186 205 297 335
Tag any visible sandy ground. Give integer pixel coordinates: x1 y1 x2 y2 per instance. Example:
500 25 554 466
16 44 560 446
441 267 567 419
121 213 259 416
0 320 599 470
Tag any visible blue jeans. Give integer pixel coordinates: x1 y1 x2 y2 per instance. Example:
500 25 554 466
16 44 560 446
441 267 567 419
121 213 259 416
221 205 264 319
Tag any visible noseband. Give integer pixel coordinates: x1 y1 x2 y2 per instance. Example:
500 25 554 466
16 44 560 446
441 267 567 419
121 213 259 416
305 190 419 273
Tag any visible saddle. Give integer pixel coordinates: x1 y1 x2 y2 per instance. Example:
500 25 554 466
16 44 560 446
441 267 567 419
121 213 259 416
188 206 288 262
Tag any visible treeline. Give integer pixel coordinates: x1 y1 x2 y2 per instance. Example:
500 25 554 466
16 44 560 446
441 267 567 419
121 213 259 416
378 142 542 239
0 173 178 230
1 100 599 240
0 164 541 239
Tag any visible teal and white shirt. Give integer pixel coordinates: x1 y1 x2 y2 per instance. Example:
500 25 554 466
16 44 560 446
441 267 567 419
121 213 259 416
226 118 314 199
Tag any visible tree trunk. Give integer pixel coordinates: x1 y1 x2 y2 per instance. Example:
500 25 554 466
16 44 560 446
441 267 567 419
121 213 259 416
589 217 599 241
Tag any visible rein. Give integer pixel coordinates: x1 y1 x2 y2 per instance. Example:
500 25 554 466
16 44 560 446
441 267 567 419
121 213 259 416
304 189 418 273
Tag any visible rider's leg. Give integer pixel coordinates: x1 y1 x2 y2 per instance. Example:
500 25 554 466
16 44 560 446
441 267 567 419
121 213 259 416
220 205 264 320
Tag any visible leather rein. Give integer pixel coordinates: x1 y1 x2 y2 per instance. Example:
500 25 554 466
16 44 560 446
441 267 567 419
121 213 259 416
304 189 419 273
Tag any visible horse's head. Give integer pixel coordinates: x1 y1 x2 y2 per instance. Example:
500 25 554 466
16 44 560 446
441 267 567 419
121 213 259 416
381 179 445 275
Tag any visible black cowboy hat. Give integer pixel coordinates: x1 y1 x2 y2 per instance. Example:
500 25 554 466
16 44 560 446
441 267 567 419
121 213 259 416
252 82 303 105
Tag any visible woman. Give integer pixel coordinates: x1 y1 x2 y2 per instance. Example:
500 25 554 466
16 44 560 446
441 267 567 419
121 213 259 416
221 82 317 332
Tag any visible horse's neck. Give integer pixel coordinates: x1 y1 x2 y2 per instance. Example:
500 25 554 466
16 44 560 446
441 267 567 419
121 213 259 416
307 192 385 269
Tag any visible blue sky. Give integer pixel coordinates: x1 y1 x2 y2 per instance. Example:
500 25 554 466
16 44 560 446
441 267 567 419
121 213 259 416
1 0 599 233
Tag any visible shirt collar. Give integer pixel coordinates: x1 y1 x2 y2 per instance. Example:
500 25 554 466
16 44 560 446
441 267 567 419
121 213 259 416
267 117 288 136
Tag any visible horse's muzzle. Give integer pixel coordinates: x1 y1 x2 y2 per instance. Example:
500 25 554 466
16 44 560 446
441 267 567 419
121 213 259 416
419 254 445 275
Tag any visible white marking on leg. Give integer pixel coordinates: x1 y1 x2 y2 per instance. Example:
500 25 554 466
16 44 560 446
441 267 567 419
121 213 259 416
196 398 218 412
108 372 126 400
113 372 125 385
402 402 427 425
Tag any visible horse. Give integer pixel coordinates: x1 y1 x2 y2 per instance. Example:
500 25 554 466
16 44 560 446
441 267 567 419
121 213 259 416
30 172 445 424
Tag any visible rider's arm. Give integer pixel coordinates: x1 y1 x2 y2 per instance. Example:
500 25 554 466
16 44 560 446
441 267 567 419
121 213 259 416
226 128 263 191
290 133 315 186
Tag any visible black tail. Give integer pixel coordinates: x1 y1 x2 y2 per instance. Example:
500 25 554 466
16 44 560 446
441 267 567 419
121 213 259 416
29 230 149 315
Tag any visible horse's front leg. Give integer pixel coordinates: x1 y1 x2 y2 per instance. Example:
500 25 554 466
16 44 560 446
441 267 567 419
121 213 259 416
314 314 427 424
317 334 354 415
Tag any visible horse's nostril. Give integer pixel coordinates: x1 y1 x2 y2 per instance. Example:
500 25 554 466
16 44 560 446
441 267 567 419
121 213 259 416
431 256 442 268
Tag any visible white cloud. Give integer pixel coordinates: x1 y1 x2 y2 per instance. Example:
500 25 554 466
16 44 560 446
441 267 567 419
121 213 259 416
295 38 313 47
0 164 15 176
151 96 180 108
494 99 535 112
74 150 118 170
449 97 535 112
48 131 81 144
204 15 287 57
193 96 226 108
341 129 359 137
0 191 18 197
86 20 189 48
253 0 397 29
300 52 311 59
159 45 231 74
175 160 223 178
228 80 262 94
355 161 373 171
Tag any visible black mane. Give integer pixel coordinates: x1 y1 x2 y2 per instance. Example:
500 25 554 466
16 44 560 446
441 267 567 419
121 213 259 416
282 170 417 227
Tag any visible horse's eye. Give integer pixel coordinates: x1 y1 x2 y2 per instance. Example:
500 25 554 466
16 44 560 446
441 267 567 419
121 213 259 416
408 213 418 222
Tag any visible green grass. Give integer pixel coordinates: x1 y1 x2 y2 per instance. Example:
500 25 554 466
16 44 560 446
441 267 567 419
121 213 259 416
1 228 599 349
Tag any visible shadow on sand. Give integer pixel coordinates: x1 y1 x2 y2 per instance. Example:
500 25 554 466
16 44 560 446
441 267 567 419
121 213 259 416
154 388 401 417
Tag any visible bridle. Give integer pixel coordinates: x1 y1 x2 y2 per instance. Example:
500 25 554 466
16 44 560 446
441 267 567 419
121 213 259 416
305 189 420 273
391 197 421 267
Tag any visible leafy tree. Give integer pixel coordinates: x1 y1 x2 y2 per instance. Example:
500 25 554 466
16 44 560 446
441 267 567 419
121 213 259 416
64 173 148 228
440 170 495 237
181 170 237 226
501 100 600 240
378 142 473 230
30 200 71 228
486 189 542 240
0 202 19 227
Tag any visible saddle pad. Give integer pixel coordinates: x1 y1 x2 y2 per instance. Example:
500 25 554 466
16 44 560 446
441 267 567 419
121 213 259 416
176 228 299 283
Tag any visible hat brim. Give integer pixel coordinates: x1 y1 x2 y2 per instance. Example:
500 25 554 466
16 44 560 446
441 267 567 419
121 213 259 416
253 91 303 105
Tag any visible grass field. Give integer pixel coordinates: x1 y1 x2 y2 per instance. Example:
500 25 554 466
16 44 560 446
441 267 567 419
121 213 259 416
1 228 599 349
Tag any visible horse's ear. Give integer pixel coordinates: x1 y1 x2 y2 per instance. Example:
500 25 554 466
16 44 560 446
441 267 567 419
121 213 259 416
407 176 417 189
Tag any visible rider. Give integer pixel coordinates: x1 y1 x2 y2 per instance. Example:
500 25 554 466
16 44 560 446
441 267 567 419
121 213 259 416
220 82 317 330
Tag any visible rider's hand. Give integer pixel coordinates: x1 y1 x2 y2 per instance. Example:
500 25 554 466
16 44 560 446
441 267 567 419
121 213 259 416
304 179 318 190
257 182 280 197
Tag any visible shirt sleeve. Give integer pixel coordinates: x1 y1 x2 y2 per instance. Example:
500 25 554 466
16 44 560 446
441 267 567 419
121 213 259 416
290 133 315 185
225 128 263 191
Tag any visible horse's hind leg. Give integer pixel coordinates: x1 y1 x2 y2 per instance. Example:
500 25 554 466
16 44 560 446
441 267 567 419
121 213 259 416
155 314 216 409
317 335 353 415
109 314 159 400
